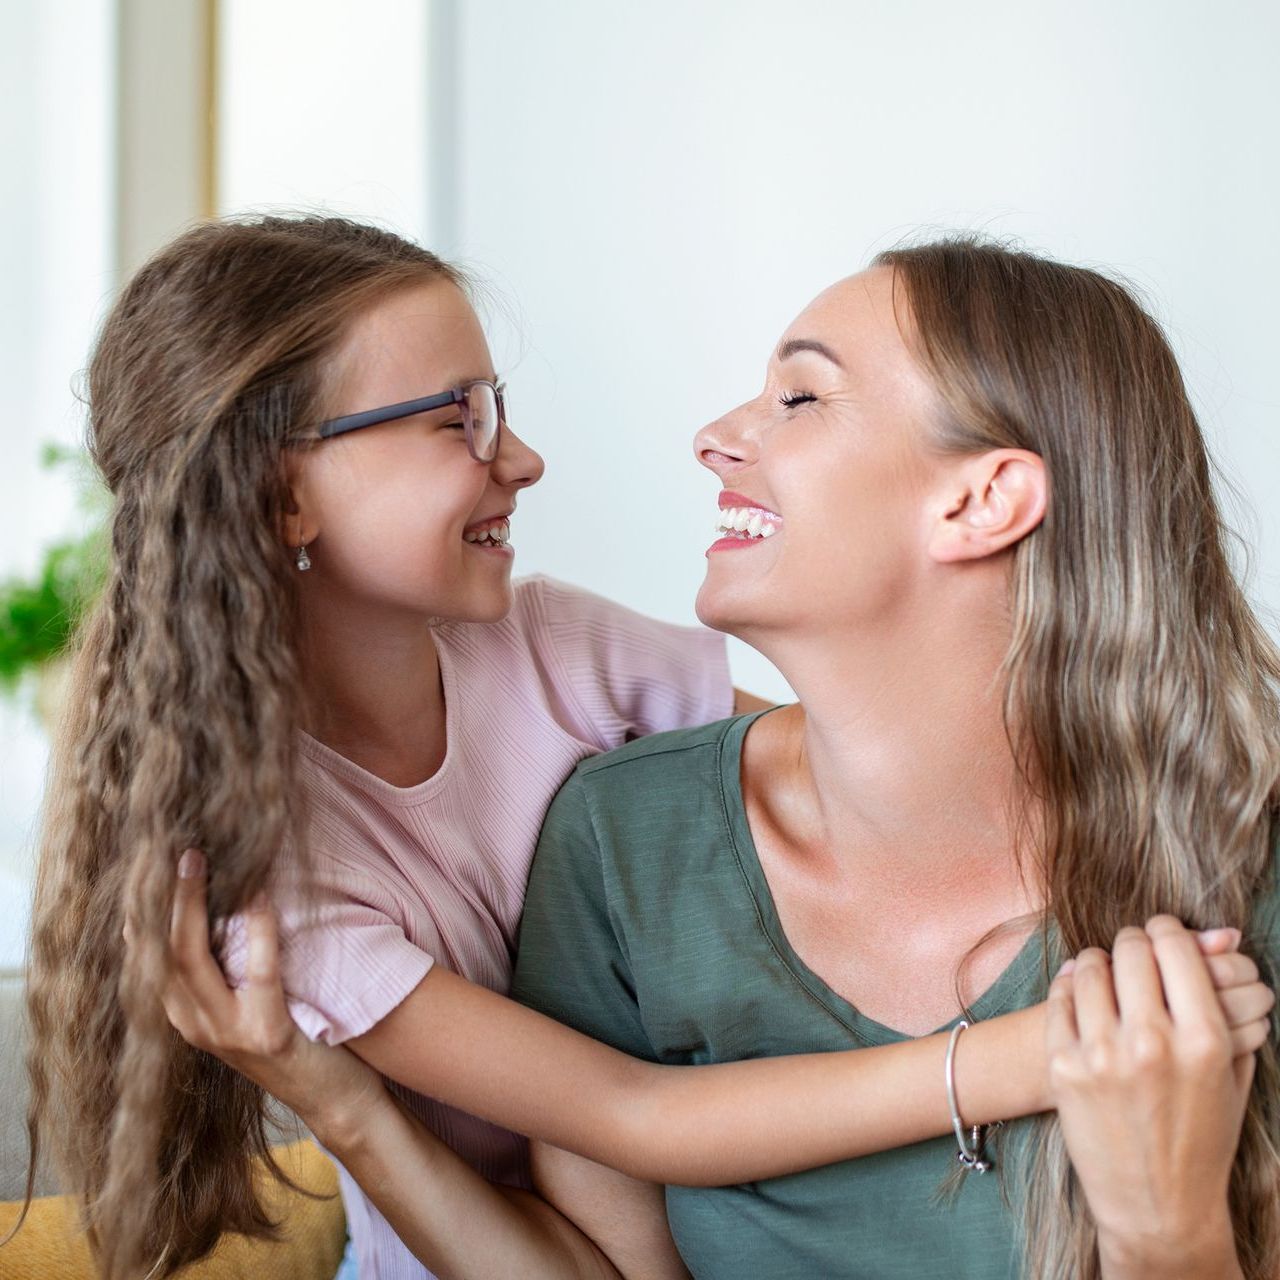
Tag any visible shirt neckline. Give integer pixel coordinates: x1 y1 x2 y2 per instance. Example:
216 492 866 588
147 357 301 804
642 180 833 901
296 627 460 808
717 710 1046 1048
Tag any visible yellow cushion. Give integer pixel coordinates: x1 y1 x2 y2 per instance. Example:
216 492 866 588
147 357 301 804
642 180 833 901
0 1139 346 1280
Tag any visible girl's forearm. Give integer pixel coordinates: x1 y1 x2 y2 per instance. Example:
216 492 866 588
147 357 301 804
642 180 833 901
316 1095 622 1280
352 972 1049 1188
614 1003 1049 1185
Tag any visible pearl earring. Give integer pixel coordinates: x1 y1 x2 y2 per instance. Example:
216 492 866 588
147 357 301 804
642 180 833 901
295 543 312 572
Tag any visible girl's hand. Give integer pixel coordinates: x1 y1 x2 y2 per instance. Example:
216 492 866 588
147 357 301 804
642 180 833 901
1047 916 1273 1279
154 848 391 1149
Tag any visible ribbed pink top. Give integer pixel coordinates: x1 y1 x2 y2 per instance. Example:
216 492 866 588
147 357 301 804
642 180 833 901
226 577 732 1280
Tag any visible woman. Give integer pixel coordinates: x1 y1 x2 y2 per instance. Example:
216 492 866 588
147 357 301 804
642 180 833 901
164 237 1280 1278
21 217 1200 1280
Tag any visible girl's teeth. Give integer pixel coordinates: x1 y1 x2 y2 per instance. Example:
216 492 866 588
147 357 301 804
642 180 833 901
465 518 510 545
747 513 763 537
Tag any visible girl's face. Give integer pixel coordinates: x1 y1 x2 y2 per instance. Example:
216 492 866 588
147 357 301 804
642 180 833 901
693 267 954 643
289 279 544 623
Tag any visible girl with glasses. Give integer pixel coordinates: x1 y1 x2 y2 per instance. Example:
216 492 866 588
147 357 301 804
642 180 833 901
20 217 1275 1280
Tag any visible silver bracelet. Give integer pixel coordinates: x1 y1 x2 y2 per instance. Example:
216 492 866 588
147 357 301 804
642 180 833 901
945 1019 995 1174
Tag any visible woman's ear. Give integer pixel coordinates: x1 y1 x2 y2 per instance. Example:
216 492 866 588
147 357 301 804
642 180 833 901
928 449 1046 564
280 451 321 550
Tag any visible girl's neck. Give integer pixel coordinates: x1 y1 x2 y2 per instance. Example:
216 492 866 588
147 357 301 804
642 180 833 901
297 592 448 788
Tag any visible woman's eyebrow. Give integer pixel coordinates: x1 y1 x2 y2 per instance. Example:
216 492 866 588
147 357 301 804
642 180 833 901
775 338 846 370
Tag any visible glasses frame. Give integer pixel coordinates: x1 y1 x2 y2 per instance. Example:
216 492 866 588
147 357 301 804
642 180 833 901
316 379 506 462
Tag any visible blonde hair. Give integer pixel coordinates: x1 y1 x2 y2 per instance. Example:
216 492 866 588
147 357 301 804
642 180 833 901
876 236 1280 1278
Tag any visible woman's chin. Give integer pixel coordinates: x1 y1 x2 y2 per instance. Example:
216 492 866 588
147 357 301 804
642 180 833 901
695 577 756 637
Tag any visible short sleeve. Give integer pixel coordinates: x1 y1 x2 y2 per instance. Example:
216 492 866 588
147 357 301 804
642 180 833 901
509 769 656 1061
522 576 733 750
221 875 434 1047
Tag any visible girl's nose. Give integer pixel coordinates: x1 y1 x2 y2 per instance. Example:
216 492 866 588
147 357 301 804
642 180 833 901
492 423 544 490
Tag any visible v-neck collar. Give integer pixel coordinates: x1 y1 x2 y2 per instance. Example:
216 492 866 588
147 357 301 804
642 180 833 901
717 711 1047 1048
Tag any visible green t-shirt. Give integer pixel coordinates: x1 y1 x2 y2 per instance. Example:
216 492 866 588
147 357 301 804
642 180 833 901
511 712 1280 1280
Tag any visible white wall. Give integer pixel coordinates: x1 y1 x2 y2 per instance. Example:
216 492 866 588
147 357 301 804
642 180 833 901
438 0 1280 702
0 0 114 966
218 0 429 233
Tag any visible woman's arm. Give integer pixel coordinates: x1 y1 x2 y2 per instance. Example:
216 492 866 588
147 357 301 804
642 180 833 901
1046 917 1273 1280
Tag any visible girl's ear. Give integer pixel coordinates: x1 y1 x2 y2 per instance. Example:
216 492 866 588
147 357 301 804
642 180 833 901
928 449 1046 564
280 451 321 550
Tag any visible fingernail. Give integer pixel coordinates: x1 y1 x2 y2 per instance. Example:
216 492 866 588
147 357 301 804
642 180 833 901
178 848 204 879
1198 926 1242 946
1056 959 1076 977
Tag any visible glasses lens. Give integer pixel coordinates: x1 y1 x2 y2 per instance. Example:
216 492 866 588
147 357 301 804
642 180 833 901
467 382 501 461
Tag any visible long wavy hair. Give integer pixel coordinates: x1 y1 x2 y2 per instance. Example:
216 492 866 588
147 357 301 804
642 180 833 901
876 237 1280 1278
19 214 462 1279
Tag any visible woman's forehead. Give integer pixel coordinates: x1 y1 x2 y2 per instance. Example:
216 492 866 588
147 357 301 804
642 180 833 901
778 267 913 374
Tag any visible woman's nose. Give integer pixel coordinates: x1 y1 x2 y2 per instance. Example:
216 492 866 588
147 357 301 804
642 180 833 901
492 423 545 490
693 409 751 477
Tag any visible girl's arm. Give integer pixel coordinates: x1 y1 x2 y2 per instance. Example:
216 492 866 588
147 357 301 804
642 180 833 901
166 853 1269 1185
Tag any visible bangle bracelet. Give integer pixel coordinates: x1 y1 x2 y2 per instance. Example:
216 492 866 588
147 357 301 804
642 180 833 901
945 1019 996 1174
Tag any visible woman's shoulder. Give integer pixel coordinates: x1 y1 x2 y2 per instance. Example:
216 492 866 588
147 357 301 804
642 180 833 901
537 712 751 845
575 709 752 792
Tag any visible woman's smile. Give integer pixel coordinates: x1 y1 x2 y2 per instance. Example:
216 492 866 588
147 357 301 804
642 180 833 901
707 489 783 555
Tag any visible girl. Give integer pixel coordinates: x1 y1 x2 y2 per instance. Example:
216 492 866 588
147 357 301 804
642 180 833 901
21 217 1270 1280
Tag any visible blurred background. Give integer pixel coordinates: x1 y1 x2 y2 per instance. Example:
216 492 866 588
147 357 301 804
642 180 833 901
2 0 1277 971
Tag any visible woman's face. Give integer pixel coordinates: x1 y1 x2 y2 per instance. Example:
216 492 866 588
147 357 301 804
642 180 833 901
694 267 952 643
290 278 544 623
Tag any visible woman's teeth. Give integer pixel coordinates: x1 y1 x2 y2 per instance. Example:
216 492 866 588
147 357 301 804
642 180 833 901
715 507 780 540
464 518 511 547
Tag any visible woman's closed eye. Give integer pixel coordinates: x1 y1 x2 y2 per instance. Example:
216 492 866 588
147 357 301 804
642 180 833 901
778 390 818 409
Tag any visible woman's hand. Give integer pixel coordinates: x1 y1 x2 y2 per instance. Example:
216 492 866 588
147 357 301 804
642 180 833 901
1047 916 1274 1279
155 848 391 1150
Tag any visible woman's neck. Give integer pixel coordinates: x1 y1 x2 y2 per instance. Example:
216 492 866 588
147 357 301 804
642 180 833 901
297 591 448 787
748 607 1035 897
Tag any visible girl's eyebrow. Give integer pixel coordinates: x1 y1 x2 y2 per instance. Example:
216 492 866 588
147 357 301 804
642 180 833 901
775 338 845 370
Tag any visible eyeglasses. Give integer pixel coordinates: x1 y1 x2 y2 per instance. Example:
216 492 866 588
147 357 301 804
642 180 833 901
316 379 506 463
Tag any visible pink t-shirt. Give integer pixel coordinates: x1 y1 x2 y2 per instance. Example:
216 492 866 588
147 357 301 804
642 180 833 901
228 576 732 1280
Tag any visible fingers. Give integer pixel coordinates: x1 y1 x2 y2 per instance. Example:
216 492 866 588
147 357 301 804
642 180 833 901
244 905 295 1055
1147 915 1227 1031
169 848 210 960
1205 951 1258 992
1230 1016 1273 1056
165 848 239 1015
1195 926 1242 956
1218 982 1276 1030
1070 948 1119 1041
1046 965 1080 1060
1110 927 1166 1024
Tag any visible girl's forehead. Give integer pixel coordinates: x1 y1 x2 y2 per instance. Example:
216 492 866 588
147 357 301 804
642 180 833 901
332 280 493 399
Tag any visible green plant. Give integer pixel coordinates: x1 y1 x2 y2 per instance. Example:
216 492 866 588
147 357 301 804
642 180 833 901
0 444 110 690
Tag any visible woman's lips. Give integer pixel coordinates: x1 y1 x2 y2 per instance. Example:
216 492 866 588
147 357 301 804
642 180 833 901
709 493 783 554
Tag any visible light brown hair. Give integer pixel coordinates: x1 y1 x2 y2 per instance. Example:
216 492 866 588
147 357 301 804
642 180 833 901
20 214 462 1278
876 236 1280 1278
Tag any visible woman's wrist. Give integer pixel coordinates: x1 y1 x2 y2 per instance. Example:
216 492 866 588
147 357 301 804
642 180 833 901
1096 1207 1241 1280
